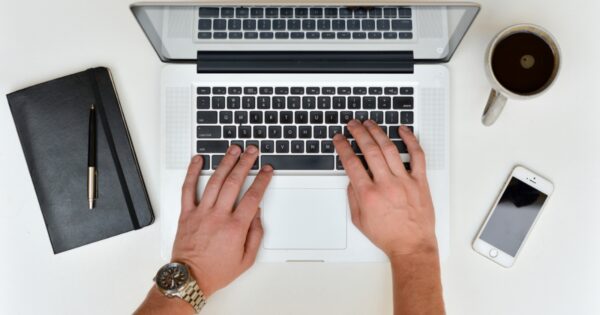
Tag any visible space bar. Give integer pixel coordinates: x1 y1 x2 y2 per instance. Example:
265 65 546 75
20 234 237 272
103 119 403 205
261 155 334 170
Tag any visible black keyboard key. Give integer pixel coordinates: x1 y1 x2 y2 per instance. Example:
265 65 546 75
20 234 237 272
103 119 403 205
250 111 263 123
380 125 388 135
227 96 241 109
392 140 408 153
322 32 335 39
280 111 293 124
221 7 234 17
284 126 297 138
213 19 227 30
239 126 252 138
317 20 331 30
243 87 257 94
260 32 274 39
229 32 243 39
321 140 334 153
392 20 412 31
389 126 400 139
355 111 368 122
262 155 334 170
244 32 259 39
219 111 233 124
212 155 225 169
369 8 382 18
325 8 338 18
197 96 210 109
401 111 414 124
310 8 323 17
332 97 346 109
307 141 319 153
339 8 353 18
288 19 301 30
261 140 275 153
197 111 217 124
275 32 290 39
272 19 286 30
235 111 248 124
377 20 390 31
287 96 300 109
385 111 398 124
254 125 267 138
291 32 305 39
329 126 342 138
265 111 278 124
214 32 227 39
197 87 211 94
198 32 212 39
197 126 221 138
276 140 289 153
251 8 264 18
348 97 361 109
363 96 376 109
243 19 256 30
368 32 382 39
337 32 351 39
354 8 367 18
362 20 375 30
347 19 360 30
272 96 285 109
385 87 398 94
295 111 308 124
383 32 398 39
338 87 352 95
197 140 228 153
378 96 391 109
323 87 336 95
302 20 316 30
317 96 331 109
280 8 293 18
266 8 279 18
199 7 220 18
269 126 282 138
353 32 367 39
275 87 289 95
368 87 382 95
246 140 260 151
400 87 414 95
384 8 397 18
258 19 271 30
343 126 353 138
399 32 413 39
306 87 320 94
393 97 414 109
259 87 273 94
242 96 255 109
314 126 327 138
370 111 384 124
211 96 225 109
306 32 320 39
340 111 353 123
236 8 249 18
310 111 323 124
325 111 338 124
257 96 271 109
223 126 236 138
302 96 316 109
299 126 312 138
198 19 212 30
290 87 304 94
398 8 412 18
332 19 345 30
295 8 308 18
228 87 242 94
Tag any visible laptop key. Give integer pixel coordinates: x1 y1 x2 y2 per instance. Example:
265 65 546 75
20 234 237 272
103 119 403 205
393 97 413 109
197 140 228 153
385 111 398 124
280 8 293 18
398 8 412 18
377 96 392 109
314 126 327 138
338 31 351 39
212 96 225 109
310 111 323 124
272 96 285 109
401 111 414 124
261 140 274 153
251 8 264 18
275 32 290 39
383 32 398 39
288 20 301 30
369 8 382 18
385 87 398 94
260 32 274 39
197 126 221 138
317 96 331 109
362 20 375 30
369 87 383 95
220 111 233 124
291 32 305 39
368 32 382 39
353 87 367 95
198 19 212 30
392 20 412 31
197 87 210 94
400 87 414 95
306 32 320 39
276 141 289 153
236 8 249 18
276 87 289 94
197 97 210 109
329 126 342 138
337 87 351 95
254 126 267 138
242 96 255 109
321 140 334 153
339 8 352 18
302 96 316 109
266 8 279 18
317 20 331 30
287 96 300 109
384 8 397 18
243 19 256 30
340 111 353 123
259 87 273 94
235 111 247 123
322 32 336 39
213 19 227 30
269 126 282 138
370 111 384 124
257 97 270 109
229 32 243 39
261 155 334 170
258 19 271 30
239 126 251 138
199 7 219 18
399 32 413 39
353 32 367 39
198 32 212 39
197 111 217 124
227 96 241 109
295 111 308 124
332 20 345 30
347 20 360 30
332 97 346 109
348 97 361 109
355 111 369 122
212 155 225 169
325 8 338 18
299 126 312 138
307 141 319 153
325 111 338 124
250 111 263 123
322 87 336 94
221 7 234 17
244 32 259 39
377 20 390 30
284 126 297 138
223 126 236 138
295 8 308 18
265 111 278 123
303 20 316 30
310 8 323 18
228 87 242 94
354 8 367 18
280 111 293 124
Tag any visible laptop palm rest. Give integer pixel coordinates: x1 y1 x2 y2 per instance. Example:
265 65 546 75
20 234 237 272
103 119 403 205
262 188 347 250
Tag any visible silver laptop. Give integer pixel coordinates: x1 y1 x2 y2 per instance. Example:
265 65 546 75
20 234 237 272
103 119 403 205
131 2 479 262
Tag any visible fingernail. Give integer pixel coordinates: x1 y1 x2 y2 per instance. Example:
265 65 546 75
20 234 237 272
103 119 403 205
192 155 202 163
262 164 273 172
333 133 345 141
400 125 410 132
246 145 257 153
363 119 374 126
228 145 241 156
348 119 359 127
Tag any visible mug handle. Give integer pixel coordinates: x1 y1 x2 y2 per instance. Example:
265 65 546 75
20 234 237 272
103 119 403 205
482 89 508 126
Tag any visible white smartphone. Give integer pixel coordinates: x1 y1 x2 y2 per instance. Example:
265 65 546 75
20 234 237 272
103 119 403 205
472 166 554 268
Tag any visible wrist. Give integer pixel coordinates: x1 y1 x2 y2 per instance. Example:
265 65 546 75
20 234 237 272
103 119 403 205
172 258 217 298
135 286 195 315
388 241 439 265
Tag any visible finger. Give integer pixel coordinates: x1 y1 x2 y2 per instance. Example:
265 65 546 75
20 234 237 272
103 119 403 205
181 155 204 215
242 213 264 268
214 145 259 212
347 120 392 179
200 145 242 208
235 164 273 224
333 133 372 190
362 120 407 177
399 126 426 178
347 184 362 229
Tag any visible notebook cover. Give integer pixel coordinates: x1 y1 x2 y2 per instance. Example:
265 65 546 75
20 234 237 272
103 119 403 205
6 67 154 254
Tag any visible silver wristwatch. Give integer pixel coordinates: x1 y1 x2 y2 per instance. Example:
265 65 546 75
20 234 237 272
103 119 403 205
154 262 207 313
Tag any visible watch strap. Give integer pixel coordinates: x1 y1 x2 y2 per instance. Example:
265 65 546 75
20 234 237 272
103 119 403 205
181 280 206 313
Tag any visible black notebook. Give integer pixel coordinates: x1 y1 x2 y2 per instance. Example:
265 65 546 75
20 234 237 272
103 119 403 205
6 67 154 254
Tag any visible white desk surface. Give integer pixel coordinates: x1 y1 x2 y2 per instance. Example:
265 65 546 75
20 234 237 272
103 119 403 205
1 1 599 314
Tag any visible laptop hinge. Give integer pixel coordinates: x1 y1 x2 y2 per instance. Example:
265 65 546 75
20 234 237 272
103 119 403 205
196 51 414 73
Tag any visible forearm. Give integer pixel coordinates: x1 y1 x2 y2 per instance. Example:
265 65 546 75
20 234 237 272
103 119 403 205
390 248 445 315
134 286 195 315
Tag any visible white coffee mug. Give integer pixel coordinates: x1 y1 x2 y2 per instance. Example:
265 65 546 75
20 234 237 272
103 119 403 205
482 24 561 126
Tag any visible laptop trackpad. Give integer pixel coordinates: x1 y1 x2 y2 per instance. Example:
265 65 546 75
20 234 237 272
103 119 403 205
262 188 347 250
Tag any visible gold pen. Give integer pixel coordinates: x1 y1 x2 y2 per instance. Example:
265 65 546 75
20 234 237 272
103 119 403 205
88 104 97 209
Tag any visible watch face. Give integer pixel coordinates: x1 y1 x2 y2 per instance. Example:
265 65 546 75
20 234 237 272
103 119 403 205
156 263 189 292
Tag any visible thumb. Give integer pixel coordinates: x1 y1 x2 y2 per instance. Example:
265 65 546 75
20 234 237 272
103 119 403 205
347 184 362 228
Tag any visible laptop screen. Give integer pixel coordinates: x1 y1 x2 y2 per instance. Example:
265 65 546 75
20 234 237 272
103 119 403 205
131 3 479 63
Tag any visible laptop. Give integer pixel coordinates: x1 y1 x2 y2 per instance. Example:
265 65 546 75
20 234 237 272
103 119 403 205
131 2 479 262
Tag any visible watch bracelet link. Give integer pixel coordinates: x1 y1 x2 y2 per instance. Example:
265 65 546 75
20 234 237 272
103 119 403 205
182 280 207 313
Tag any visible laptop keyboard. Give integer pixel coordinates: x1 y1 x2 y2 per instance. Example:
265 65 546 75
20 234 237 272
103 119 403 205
197 6 413 40
195 85 415 171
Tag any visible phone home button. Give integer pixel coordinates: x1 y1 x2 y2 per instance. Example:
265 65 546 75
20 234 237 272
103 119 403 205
489 249 499 258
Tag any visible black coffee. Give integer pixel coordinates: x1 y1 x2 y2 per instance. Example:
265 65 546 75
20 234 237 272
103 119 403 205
491 32 556 95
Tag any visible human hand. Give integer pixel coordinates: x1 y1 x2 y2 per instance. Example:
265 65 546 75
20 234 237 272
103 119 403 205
333 120 437 258
171 145 273 297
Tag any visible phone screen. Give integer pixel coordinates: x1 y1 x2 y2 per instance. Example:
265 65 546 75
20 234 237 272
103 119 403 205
480 177 548 257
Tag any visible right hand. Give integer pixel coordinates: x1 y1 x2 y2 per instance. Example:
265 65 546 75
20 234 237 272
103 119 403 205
333 120 438 258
